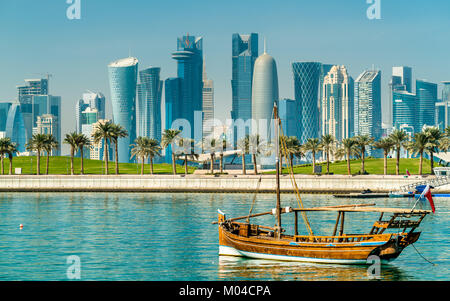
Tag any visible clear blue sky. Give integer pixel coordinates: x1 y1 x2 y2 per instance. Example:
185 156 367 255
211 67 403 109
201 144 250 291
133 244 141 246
0 0 449 152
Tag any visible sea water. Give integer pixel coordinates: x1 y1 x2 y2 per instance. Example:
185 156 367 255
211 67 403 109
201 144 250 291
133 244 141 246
0 192 447 281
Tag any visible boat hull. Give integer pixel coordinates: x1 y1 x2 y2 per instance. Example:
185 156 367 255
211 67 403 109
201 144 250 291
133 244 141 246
218 223 419 265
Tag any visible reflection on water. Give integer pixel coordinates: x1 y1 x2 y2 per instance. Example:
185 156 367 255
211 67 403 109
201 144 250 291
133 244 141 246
218 256 408 281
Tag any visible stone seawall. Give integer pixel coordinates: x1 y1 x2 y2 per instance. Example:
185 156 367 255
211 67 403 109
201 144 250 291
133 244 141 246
1 174 448 194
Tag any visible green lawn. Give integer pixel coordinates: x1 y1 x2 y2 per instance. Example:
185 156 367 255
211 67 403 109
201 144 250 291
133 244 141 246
0 156 196 175
270 158 438 176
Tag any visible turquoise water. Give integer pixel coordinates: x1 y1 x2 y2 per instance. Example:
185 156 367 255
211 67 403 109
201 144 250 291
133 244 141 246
0 192 448 281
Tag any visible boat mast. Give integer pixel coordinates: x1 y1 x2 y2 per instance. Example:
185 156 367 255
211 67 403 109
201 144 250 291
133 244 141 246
274 104 282 238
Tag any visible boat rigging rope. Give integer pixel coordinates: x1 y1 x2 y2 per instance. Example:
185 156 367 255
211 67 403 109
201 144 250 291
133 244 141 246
411 243 436 266
247 176 263 223
278 120 314 236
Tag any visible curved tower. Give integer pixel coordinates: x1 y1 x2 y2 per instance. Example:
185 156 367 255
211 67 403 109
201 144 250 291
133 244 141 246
108 57 138 163
251 49 279 141
5 103 27 153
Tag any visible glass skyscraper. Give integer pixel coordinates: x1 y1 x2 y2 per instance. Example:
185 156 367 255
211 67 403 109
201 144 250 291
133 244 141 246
5 103 27 153
417 79 438 130
169 34 204 140
137 67 162 142
354 70 382 141
393 90 418 133
17 78 49 140
202 64 214 140
278 99 296 138
292 62 322 143
75 92 106 134
108 57 139 163
389 67 413 128
231 33 258 146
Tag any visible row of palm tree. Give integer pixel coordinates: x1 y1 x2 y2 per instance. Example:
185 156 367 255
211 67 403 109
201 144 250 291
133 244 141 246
0 138 18 175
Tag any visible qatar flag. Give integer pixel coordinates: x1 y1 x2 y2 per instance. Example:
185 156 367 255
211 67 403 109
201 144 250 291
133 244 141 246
421 185 436 213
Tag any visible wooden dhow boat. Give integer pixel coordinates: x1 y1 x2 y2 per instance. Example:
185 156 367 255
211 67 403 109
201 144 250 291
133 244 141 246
215 105 432 265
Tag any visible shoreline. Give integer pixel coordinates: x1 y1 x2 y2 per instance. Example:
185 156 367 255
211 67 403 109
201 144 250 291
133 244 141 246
1 174 449 194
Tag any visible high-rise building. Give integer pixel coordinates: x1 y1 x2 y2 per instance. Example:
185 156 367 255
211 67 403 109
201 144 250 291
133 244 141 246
436 82 450 129
164 77 182 163
252 48 279 141
321 65 354 141
442 81 450 103
88 119 113 161
75 92 106 133
202 64 214 140
278 99 296 138
108 57 138 163
389 67 412 127
34 114 60 155
2 102 27 153
292 62 322 143
417 79 438 131
31 95 61 129
354 70 382 142
137 67 162 141
231 33 258 146
170 34 204 140
393 90 418 132
17 78 49 139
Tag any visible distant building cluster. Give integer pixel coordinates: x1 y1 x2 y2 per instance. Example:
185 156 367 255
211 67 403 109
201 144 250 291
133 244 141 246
0 32 447 164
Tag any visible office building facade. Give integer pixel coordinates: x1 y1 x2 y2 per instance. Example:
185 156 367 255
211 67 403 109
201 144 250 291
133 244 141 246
108 57 139 163
75 92 106 133
354 70 382 141
417 79 438 131
137 67 163 141
231 33 258 146
292 62 322 143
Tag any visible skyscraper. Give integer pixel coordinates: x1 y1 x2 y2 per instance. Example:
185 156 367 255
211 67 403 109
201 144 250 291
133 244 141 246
17 78 49 140
292 62 322 143
278 99 296 137
75 91 106 133
321 65 354 141
170 34 204 140
35 114 60 155
108 57 138 163
417 79 438 131
393 90 418 132
231 33 258 145
354 70 382 141
389 66 413 127
137 67 162 141
4 102 27 153
202 64 214 140
251 47 279 141
31 95 61 154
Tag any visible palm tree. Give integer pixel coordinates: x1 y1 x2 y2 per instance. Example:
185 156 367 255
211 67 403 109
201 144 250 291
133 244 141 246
131 136 149 175
178 138 194 175
147 138 162 175
237 136 250 175
248 135 268 175
64 132 80 175
320 134 336 174
77 134 91 175
303 138 322 174
424 127 443 175
26 134 48 175
43 134 59 175
354 135 375 175
445 126 450 138
341 138 358 176
6 141 18 175
407 132 429 176
203 137 221 175
110 123 128 175
389 129 409 175
93 121 114 175
161 129 182 175
0 138 9 175
373 137 395 175
283 136 302 172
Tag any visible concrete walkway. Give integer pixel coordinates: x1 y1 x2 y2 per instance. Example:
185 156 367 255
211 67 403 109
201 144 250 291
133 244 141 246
1 174 447 194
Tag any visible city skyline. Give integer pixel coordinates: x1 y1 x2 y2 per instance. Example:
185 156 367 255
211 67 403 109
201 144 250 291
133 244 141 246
1 0 450 154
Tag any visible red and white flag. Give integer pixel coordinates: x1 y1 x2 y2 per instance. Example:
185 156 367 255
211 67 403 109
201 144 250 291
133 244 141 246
406 169 411 176
420 185 436 213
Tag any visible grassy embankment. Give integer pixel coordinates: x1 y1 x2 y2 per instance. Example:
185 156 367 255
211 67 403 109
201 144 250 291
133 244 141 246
270 158 437 175
0 156 196 175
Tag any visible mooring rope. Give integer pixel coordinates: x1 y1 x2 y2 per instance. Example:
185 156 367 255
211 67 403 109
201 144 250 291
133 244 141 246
412 243 436 266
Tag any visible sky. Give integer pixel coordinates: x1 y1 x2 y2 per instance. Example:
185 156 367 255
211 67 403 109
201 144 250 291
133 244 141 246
0 0 449 153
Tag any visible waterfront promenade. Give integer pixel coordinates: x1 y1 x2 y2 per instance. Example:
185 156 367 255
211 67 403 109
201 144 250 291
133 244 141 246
0 174 446 194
